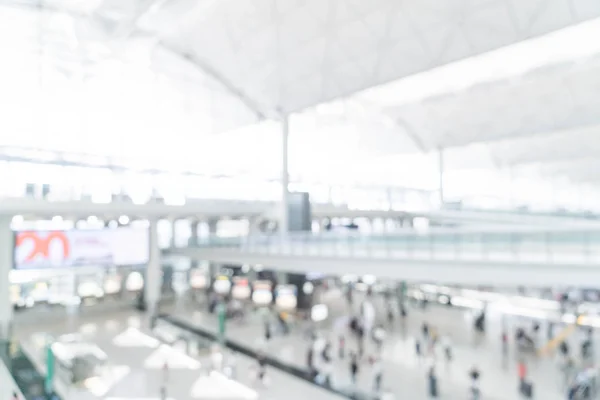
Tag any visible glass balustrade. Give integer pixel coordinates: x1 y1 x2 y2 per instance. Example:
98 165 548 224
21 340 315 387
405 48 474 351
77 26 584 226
186 229 600 265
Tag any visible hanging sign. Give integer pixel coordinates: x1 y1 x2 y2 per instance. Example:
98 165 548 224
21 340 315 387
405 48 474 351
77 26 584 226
231 277 250 300
252 280 273 305
275 284 297 310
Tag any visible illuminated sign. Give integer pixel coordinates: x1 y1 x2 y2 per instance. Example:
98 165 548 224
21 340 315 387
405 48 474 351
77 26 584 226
213 275 231 294
14 228 149 269
252 280 272 305
275 284 297 310
16 231 70 263
232 277 250 300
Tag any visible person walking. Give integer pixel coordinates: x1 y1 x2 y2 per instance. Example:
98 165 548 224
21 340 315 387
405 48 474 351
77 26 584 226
264 321 271 342
319 358 333 387
256 353 267 386
422 322 430 341
160 362 169 400
386 303 395 328
517 359 534 398
415 338 422 361
443 336 452 364
517 359 527 384
321 341 332 364
501 331 508 354
338 335 345 359
469 365 481 400
350 352 359 384
307 346 315 377
373 325 386 352
427 365 438 398
357 324 365 358
224 352 237 379
371 356 383 392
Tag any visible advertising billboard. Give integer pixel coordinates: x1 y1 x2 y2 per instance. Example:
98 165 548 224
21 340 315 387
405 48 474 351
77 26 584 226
14 228 149 269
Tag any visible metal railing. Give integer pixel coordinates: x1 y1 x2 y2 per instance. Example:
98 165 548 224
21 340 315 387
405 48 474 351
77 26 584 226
186 227 600 265
159 314 378 400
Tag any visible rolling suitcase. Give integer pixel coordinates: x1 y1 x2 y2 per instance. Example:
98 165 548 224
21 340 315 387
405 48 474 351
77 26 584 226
520 380 533 398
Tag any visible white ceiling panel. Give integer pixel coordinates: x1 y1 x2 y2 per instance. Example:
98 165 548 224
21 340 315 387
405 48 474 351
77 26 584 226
5 0 600 186
381 56 600 150
153 0 600 114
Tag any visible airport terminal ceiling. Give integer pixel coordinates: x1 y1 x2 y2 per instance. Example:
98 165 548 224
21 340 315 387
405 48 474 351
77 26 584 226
2 0 600 209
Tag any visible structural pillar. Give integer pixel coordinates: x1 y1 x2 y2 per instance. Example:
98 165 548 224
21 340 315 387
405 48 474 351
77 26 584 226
0 217 12 339
145 219 162 318
280 114 290 236
207 219 219 282
276 270 288 286
190 220 199 247
170 218 177 248
438 148 445 207
207 219 218 245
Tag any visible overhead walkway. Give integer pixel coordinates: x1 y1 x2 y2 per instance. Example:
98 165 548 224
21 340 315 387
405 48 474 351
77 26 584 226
170 226 600 286
1 197 600 227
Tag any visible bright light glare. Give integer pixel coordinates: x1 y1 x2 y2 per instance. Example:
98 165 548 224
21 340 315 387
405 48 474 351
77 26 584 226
449 296 484 309
112 327 160 348
190 371 258 399
118 215 130 225
106 398 175 400
79 323 97 335
83 366 130 396
144 344 201 370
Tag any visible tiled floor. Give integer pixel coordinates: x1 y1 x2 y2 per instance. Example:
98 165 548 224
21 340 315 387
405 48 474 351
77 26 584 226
171 292 594 400
15 308 345 400
14 289 599 400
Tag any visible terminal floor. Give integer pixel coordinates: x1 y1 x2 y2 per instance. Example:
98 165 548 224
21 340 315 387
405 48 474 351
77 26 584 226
15 307 344 400
171 296 592 400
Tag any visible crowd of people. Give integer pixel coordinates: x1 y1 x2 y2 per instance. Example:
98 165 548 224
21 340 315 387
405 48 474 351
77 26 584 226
201 284 600 400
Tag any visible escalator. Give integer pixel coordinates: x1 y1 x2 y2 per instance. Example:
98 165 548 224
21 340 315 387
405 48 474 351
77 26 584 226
158 314 378 400
0 341 61 400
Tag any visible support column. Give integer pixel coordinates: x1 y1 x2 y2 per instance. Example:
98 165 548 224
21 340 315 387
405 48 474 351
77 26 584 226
0 216 12 339
248 217 261 236
170 219 177 248
386 187 393 211
208 219 218 235
280 114 290 236
438 148 445 207
145 219 161 318
189 220 199 247
275 271 288 286
207 219 219 282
